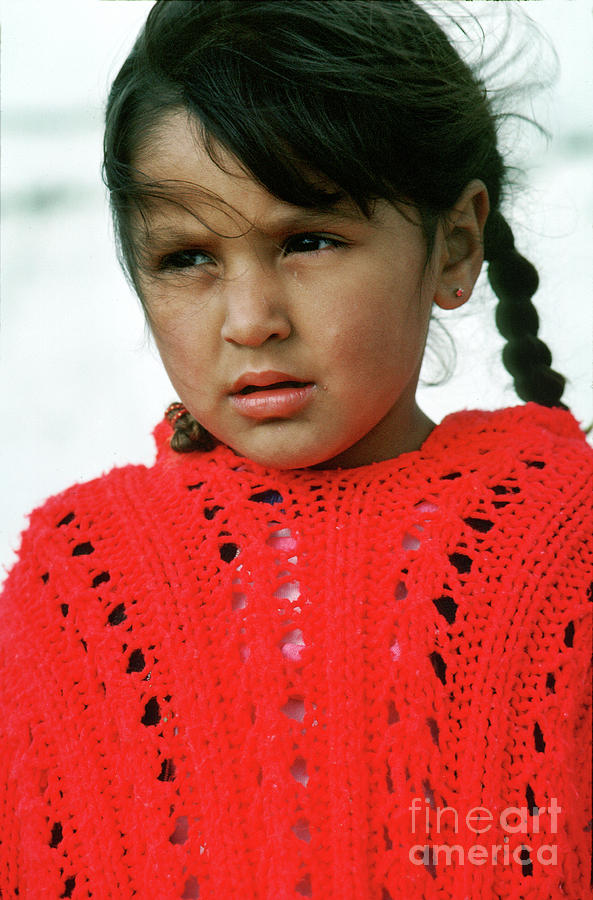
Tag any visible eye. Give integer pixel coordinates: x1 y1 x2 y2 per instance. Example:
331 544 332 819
159 249 212 270
282 233 345 256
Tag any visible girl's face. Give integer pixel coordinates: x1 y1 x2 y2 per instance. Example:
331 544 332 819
134 113 450 469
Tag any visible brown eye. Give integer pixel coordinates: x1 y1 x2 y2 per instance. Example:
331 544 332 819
283 234 344 255
160 249 211 270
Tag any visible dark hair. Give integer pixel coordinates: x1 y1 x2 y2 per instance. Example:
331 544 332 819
103 0 566 450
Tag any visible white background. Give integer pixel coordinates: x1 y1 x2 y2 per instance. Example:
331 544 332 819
1 0 592 579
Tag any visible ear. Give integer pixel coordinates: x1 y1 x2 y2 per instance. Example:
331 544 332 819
434 180 490 310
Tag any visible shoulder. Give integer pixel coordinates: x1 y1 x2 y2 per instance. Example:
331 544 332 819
1 419 216 596
433 402 591 460
426 403 593 491
0 420 235 661
9 419 221 551
418 404 592 568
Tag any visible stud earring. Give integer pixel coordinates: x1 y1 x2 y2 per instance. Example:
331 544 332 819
454 287 464 298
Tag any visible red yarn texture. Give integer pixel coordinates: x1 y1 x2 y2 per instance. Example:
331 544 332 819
1 404 591 900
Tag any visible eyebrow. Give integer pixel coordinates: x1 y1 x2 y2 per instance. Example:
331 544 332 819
138 203 364 248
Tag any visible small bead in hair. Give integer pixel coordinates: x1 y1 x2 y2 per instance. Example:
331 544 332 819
165 403 216 453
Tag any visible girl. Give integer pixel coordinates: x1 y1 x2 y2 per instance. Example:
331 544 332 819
1 2 591 898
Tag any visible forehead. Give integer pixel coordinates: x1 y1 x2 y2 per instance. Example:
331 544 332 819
136 112 247 194
132 111 364 236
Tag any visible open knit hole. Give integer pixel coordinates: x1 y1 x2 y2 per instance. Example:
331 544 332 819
219 542 239 563
249 489 283 505
170 816 189 845
267 527 297 552
231 589 247 610
401 531 420 551
181 875 200 898
41 572 49 584
382 890 394 900
280 629 305 661
464 516 494 533
295 874 312 896
293 818 311 842
387 701 399 725
385 763 394 794
525 459 545 469
274 581 300 603
564 621 575 647
141 697 161 727
290 757 309 787
92 571 110 588
383 825 393 851
423 850 437 879
127 649 146 673
415 500 438 512
61 876 76 898
492 483 519 494
49 821 63 848
429 651 447 685
423 779 436 809
187 482 204 491
433 595 457 624
204 505 223 520
519 846 533 877
426 717 439 746
491 483 520 508
389 639 401 662
394 581 407 601
61 604 69 618
57 512 75 526
546 672 556 694
282 697 305 722
157 758 176 782
107 603 127 626
441 471 461 481
533 722 545 753
448 552 472 575
72 541 94 556
525 784 538 816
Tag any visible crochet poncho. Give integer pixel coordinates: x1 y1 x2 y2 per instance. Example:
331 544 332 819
1 404 591 900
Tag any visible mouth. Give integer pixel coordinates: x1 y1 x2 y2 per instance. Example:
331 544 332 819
237 380 308 395
230 370 312 395
229 372 316 419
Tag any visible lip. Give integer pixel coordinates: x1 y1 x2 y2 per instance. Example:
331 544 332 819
229 370 315 419
230 370 308 394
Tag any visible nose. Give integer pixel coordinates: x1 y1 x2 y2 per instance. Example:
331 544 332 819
220 269 292 347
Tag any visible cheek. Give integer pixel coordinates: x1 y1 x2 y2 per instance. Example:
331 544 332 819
321 279 428 372
146 292 215 367
150 317 213 390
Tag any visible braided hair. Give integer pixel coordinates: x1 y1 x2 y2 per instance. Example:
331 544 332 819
485 210 566 409
165 404 216 454
103 0 567 452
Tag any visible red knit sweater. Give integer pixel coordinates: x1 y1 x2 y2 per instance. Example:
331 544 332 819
1 405 591 900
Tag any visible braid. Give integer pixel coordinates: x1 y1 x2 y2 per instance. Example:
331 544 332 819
165 404 217 453
484 211 567 409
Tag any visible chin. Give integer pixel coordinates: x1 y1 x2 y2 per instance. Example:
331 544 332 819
242 449 328 471
228 436 343 471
